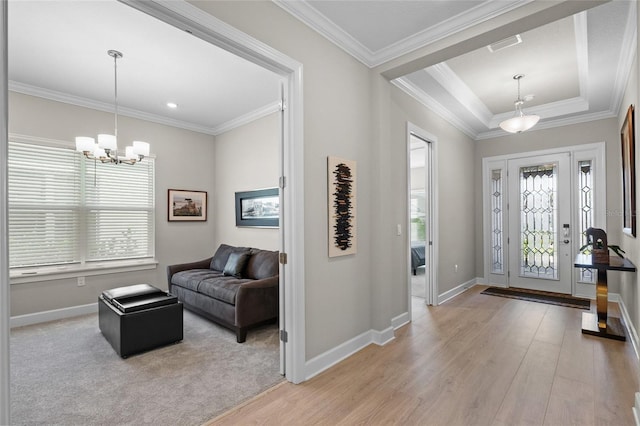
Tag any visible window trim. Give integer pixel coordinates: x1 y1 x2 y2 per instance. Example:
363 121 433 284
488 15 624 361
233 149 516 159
8 134 157 281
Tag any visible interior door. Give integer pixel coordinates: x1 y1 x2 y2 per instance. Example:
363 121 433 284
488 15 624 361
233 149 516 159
507 153 572 294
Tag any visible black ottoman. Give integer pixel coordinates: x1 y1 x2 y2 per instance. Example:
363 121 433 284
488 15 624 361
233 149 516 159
99 284 183 358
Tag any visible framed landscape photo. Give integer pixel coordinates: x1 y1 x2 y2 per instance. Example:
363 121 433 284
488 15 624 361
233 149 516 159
235 188 279 227
168 189 207 222
621 105 636 237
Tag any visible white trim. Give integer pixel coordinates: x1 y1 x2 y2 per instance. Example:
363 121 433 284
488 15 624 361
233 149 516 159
394 78 477 139
407 123 439 307
212 101 281 135
633 392 640 426
574 12 589 100
304 330 373 381
372 327 395 346
610 0 637 115
476 110 617 140
10 260 158 285
9 81 281 137
392 311 410 330
482 143 607 295
438 278 477 305
488 96 590 128
117 0 307 384
425 64 493 126
617 294 640 361
10 303 98 329
0 0 10 421
274 0 531 68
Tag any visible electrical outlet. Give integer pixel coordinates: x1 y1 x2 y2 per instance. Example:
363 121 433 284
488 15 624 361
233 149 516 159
77 276 86 287
454 264 458 273
396 224 402 236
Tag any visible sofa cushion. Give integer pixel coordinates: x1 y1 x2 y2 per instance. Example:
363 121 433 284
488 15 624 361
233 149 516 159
171 269 224 293
210 244 250 271
198 277 253 305
245 249 279 280
223 251 250 278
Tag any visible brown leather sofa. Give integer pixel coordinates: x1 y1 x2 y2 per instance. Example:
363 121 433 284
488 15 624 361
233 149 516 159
167 244 279 342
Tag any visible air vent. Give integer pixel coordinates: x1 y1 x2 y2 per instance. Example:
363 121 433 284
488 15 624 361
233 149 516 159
487 35 522 53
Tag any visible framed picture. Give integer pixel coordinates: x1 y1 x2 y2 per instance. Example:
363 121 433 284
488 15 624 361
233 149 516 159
168 189 207 222
327 156 357 257
235 188 279 227
621 105 636 237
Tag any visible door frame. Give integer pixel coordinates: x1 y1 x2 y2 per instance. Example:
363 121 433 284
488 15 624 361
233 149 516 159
482 142 606 297
119 0 306 383
406 123 438 308
0 2 308 419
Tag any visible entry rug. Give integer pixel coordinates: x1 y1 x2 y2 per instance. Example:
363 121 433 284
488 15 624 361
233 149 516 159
481 286 591 310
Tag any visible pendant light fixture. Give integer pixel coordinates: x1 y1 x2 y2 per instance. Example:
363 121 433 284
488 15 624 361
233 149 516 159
75 50 150 165
499 74 540 134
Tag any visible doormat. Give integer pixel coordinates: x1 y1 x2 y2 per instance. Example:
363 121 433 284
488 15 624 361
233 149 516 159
481 287 591 310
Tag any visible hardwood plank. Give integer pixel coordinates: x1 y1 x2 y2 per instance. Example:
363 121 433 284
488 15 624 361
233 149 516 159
544 376 595 426
207 286 639 426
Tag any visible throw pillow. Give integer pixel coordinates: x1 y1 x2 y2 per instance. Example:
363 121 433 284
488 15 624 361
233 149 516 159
223 251 250 278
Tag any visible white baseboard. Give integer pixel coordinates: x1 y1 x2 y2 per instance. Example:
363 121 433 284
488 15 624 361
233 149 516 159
616 294 640 361
634 392 640 426
10 302 98 328
392 311 410 330
372 327 395 346
305 329 373 381
438 277 479 304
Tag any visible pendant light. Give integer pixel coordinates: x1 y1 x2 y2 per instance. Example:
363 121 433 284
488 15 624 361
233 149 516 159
499 74 540 133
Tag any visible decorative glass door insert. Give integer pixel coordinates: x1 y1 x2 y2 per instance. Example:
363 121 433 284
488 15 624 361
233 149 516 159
519 164 558 280
508 153 571 294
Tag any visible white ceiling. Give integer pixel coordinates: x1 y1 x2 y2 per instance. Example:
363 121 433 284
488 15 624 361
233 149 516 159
8 1 638 141
8 0 282 136
277 0 637 139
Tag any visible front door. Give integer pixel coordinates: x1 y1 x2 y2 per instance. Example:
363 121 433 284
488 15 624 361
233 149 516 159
507 153 572 294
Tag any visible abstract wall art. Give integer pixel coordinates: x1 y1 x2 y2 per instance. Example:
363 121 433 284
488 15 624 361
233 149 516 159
327 156 357 257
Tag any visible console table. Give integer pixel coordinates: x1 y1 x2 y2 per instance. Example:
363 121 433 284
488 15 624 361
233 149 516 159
574 253 636 341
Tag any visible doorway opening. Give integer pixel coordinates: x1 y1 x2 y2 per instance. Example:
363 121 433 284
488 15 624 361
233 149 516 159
407 123 437 312
482 143 606 297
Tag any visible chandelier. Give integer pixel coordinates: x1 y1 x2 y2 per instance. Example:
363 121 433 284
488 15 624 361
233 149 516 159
499 74 540 134
75 50 150 165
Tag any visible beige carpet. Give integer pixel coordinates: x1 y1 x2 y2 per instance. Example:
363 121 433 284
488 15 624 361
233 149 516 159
10 310 283 425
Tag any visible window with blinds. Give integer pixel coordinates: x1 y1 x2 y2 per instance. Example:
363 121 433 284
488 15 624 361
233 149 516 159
8 139 155 269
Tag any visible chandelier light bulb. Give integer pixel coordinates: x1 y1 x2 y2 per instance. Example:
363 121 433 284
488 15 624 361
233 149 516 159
74 49 151 165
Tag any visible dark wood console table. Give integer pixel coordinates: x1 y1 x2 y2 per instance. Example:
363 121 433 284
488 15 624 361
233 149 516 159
574 254 636 341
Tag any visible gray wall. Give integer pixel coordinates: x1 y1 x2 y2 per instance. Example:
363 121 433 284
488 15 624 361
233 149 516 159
213 112 279 251
8 92 216 316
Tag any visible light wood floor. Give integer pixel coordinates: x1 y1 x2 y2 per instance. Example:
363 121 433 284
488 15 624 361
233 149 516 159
207 286 639 425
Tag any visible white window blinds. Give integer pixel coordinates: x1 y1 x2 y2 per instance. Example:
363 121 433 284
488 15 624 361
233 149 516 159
8 139 155 269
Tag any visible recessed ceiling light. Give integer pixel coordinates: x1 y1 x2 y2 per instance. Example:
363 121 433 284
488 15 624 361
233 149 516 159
166 102 178 109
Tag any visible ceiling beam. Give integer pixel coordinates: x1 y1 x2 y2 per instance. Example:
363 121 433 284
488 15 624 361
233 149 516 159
376 0 610 81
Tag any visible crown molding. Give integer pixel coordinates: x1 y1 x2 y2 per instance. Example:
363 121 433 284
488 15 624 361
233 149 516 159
211 101 281 135
275 0 532 68
425 64 493 126
392 77 478 140
609 0 637 116
273 0 374 66
476 109 616 140
489 96 590 128
9 81 278 137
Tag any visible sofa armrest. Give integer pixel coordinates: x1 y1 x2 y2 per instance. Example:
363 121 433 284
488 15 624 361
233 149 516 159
166 257 213 288
235 276 279 327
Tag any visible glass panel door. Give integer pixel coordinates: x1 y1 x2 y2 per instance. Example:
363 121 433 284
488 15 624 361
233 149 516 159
508 153 572 294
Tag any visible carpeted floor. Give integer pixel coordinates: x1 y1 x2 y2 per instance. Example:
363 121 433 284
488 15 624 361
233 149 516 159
10 310 283 425
481 286 591 309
